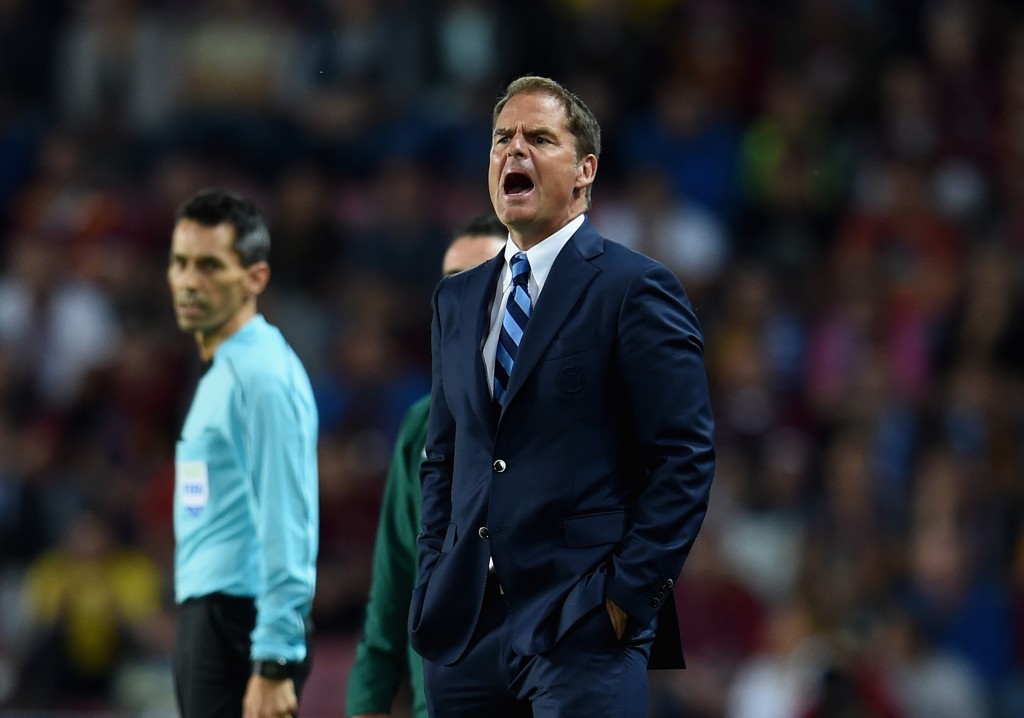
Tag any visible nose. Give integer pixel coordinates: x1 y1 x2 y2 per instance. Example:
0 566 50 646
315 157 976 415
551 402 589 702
170 262 200 289
506 131 527 157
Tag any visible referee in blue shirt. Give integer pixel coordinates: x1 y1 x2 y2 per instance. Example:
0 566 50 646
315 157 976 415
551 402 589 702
168 189 319 718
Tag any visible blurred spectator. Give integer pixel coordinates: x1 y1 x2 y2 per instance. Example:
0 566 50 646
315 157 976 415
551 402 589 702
800 427 898 630
737 67 851 267
342 154 450 325
716 429 810 607
260 158 343 374
313 430 386 634
11 506 164 711
314 311 429 448
876 604 989 718
902 520 1012 705
265 159 345 297
797 611 905 718
547 0 672 115
291 0 420 178
312 311 429 634
0 231 119 408
839 156 964 336
621 70 743 223
651 526 766 718
0 411 73 566
875 58 942 165
725 600 825 718
594 163 730 302
430 0 500 102
54 0 174 137
416 0 504 183
171 0 299 113
158 0 304 179
922 2 997 173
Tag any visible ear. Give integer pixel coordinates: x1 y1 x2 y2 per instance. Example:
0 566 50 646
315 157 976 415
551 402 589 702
575 153 598 191
244 261 271 298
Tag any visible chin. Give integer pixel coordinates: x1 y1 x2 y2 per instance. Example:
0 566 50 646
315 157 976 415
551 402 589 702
175 316 200 332
497 206 536 228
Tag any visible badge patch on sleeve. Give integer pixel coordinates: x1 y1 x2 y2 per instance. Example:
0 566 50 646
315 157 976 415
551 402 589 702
178 460 209 517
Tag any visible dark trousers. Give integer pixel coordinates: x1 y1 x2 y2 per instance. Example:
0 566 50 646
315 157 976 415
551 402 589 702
174 593 312 718
424 576 654 718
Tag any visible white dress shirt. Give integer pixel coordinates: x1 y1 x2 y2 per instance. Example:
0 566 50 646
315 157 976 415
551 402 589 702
481 214 585 396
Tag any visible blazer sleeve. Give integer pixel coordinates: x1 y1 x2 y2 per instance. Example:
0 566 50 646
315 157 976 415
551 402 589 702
346 396 430 716
604 262 716 627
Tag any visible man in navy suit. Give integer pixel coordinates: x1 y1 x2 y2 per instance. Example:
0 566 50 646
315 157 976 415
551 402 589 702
409 75 716 717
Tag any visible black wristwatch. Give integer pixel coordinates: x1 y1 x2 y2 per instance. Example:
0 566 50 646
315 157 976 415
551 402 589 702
252 658 297 681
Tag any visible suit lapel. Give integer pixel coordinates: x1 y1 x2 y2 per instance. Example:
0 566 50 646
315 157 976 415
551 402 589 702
501 221 603 411
463 254 504 432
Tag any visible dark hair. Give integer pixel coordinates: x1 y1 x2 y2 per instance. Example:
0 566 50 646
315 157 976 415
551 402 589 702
455 212 507 240
492 76 602 205
175 188 270 266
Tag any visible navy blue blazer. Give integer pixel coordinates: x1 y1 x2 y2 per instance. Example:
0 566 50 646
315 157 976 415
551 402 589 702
409 218 715 669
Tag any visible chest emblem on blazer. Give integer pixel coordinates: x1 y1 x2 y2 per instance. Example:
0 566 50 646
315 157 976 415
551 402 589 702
557 366 585 394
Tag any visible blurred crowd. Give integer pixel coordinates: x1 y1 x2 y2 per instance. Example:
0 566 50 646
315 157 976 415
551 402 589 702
0 0 1022 716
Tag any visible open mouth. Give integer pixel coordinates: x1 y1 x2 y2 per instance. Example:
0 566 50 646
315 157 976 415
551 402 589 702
503 171 535 196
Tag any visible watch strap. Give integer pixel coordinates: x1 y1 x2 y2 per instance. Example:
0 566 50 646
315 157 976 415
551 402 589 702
252 658 297 680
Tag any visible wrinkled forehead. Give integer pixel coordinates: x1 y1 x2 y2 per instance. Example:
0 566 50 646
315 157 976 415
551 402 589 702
494 91 570 130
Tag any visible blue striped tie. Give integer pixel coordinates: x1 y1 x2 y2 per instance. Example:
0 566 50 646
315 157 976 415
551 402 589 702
494 252 531 408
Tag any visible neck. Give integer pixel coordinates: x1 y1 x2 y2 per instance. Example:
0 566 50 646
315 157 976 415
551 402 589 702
510 208 585 251
195 336 217 363
194 307 257 362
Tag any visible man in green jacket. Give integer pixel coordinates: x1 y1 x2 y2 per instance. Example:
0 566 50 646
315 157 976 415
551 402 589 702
346 214 507 718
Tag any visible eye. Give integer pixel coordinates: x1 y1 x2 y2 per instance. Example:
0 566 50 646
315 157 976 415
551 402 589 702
197 258 223 272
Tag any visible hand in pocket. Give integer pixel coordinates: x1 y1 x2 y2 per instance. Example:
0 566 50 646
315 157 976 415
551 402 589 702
604 597 628 640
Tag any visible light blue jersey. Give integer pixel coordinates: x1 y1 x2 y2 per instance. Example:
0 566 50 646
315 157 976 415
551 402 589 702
174 314 318 662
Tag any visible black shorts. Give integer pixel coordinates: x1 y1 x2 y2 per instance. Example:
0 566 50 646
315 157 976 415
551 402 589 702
174 593 312 718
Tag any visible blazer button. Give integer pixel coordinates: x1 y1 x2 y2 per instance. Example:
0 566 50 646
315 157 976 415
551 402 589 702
493 459 506 473
650 598 660 608
478 526 490 539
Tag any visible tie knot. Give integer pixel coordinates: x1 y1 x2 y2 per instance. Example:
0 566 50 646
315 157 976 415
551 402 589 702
510 252 530 288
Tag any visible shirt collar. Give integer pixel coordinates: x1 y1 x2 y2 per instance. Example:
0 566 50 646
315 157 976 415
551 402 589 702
215 313 264 358
502 214 585 293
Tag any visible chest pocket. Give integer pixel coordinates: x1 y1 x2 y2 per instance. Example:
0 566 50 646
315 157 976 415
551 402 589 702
545 334 594 361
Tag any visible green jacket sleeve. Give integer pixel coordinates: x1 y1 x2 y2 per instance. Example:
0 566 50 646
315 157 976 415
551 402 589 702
346 395 430 717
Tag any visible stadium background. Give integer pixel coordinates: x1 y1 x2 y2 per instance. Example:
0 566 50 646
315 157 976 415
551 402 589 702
0 0 1022 716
